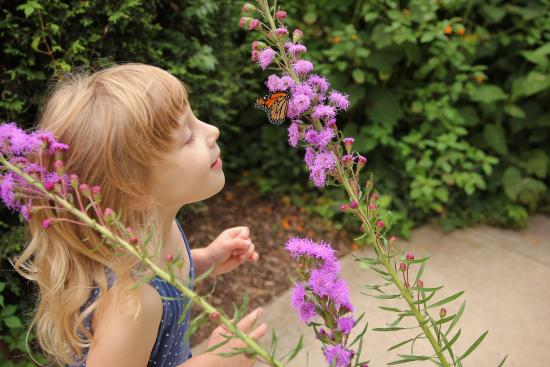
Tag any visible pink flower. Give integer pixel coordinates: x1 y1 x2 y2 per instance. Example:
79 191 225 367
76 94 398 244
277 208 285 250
275 11 287 20
292 60 314 75
258 48 277 70
248 19 260 31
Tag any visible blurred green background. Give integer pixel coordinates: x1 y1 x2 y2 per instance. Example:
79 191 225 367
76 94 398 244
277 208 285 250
1 0 549 364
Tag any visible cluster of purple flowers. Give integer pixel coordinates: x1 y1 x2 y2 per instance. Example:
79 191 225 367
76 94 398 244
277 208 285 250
240 2 357 190
285 236 356 367
0 122 69 219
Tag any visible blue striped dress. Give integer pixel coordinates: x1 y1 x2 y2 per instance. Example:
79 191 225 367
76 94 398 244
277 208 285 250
69 218 195 367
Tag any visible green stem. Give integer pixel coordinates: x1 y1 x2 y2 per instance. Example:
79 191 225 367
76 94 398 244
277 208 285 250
1 156 284 367
329 154 451 367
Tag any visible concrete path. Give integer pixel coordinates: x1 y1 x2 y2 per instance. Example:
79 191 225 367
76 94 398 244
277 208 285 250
192 215 550 366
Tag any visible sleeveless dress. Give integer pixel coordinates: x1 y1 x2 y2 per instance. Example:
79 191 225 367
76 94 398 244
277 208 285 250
69 218 195 367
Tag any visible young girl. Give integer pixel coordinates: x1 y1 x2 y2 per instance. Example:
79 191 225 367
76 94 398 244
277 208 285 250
11 63 268 367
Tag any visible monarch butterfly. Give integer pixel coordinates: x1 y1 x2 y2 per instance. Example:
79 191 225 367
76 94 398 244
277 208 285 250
254 91 290 125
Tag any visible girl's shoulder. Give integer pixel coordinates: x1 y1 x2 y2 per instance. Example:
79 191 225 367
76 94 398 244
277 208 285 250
82 281 163 366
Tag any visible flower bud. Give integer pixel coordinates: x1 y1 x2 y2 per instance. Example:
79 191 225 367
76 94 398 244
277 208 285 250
356 155 367 169
440 307 447 318
54 160 64 169
242 3 256 14
44 181 55 191
69 174 79 189
79 183 90 195
370 192 379 201
342 137 354 153
399 262 407 272
293 28 304 43
210 312 220 322
91 186 101 202
129 236 139 245
252 40 267 51
389 235 397 242
165 253 174 262
368 203 376 210
376 220 384 228
249 19 260 31
275 10 287 20
239 16 253 29
341 154 353 166
416 279 424 288
325 117 336 129
339 203 349 212
42 218 53 229
251 50 259 62
349 200 358 209
103 207 115 223
406 253 415 260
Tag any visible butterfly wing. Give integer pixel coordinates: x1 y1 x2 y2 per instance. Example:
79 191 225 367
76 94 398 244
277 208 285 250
254 91 290 125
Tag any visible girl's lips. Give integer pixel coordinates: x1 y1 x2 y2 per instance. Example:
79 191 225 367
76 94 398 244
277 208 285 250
211 156 221 168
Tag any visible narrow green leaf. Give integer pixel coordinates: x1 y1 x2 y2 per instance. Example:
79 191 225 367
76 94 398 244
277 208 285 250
282 335 303 362
350 320 368 347
372 326 405 331
428 290 465 309
413 290 436 305
411 285 444 292
403 256 430 264
457 331 489 362
497 354 508 367
445 301 465 336
441 329 461 352
379 306 402 313
388 337 415 351
414 261 427 286
195 263 215 282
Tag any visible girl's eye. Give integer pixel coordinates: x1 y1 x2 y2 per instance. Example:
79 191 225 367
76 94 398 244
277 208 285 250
185 133 196 145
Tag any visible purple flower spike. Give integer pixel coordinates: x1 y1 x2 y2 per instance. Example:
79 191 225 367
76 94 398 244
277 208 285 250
323 344 353 367
258 48 277 70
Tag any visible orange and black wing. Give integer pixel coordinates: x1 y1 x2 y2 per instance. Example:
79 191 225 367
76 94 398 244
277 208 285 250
254 91 290 125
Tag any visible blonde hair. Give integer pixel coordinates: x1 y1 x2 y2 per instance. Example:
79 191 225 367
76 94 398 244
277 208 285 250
10 62 190 366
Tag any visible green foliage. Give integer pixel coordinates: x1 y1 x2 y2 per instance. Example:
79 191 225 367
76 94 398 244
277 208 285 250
244 0 550 234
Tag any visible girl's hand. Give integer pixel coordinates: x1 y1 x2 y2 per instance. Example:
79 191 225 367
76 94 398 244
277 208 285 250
206 226 259 276
205 307 268 367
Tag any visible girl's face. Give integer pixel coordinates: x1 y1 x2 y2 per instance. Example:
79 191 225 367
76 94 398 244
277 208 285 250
149 105 225 210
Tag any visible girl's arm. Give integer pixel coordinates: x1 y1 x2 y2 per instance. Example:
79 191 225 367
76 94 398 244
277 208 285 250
190 248 214 277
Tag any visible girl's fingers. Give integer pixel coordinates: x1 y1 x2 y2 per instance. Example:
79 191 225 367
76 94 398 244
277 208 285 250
248 323 268 340
236 307 263 333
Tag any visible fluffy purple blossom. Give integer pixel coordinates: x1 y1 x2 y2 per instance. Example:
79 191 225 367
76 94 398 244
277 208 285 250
309 269 337 297
284 42 308 58
312 104 336 120
291 282 306 309
266 74 296 92
299 301 317 323
309 168 327 188
304 127 335 149
304 146 315 167
329 279 354 312
288 94 311 118
323 344 353 367
328 90 350 110
307 74 330 93
313 151 336 172
337 316 355 334
287 121 300 147
0 123 41 155
292 60 314 75
275 27 288 35
0 172 17 210
258 48 277 70
291 83 315 99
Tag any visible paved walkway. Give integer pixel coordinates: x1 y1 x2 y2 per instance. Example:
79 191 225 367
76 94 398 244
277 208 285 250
192 215 550 366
